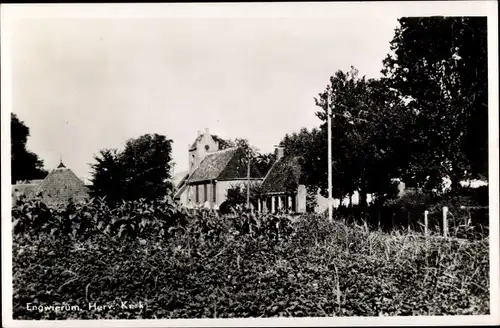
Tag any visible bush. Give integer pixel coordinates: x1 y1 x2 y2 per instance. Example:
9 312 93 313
12 197 490 319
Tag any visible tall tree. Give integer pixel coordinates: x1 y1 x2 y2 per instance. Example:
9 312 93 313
11 113 48 183
120 134 174 201
89 133 174 203
314 68 404 209
382 17 488 191
89 149 123 203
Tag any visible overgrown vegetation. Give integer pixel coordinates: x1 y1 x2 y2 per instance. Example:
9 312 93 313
12 197 489 319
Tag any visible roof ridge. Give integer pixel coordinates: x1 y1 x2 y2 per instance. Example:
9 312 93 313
206 146 239 155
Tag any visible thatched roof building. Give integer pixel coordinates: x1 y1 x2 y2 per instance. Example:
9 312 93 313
33 161 90 205
12 161 90 205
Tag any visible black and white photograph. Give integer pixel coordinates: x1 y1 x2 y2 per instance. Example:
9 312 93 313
1 2 498 327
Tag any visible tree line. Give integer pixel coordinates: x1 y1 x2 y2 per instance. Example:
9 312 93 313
12 17 488 210
280 17 488 210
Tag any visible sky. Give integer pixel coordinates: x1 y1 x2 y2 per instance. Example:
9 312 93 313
9 14 401 183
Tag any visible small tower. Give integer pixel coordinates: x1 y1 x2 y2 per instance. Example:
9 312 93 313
188 128 219 174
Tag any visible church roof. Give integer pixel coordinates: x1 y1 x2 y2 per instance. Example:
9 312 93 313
260 156 302 194
188 147 264 183
34 165 90 205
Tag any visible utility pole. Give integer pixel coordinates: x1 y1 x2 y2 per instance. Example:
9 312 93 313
247 152 251 209
327 89 333 223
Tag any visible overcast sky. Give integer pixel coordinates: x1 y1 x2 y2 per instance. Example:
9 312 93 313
10 14 401 182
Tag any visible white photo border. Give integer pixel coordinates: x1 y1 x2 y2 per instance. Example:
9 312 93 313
1 2 498 327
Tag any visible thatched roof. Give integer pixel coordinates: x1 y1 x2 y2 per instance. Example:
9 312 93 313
34 164 90 205
260 156 302 194
188 147 264 183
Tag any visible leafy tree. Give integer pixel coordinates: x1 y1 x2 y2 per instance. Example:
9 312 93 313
225 184 247 207
314 67 402 210
89 133 174 203
219 137 276 176
279 127 327 195
89 149 123 203
11 113 48 183
382 17 488 190
253 152 276 177
223 182 262 211
220 138 258 156
120 134 174 201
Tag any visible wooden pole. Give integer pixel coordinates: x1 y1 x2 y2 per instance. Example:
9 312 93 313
327 90 333 223
443 206 449 238
247 154 251 209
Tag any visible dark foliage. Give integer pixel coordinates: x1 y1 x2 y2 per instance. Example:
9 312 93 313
89 134 173 204
383 17 488 186
12 198 489 319
218 137 276 178
11 113 48 183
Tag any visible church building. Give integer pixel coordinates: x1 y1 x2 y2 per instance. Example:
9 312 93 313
174 129 264 209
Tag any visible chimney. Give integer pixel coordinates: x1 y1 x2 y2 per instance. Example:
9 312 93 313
205 128 209 135
274 146 284 160
197 130 201 137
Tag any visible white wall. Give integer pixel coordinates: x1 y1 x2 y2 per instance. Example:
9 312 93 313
215 180 250 207
179 179 255 208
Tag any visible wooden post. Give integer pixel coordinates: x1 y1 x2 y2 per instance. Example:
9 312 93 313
424 210 429 236
271 196 276 213
443 206 449 238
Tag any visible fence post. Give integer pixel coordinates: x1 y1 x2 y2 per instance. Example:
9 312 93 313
443 206 449 238
424 210 429 236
